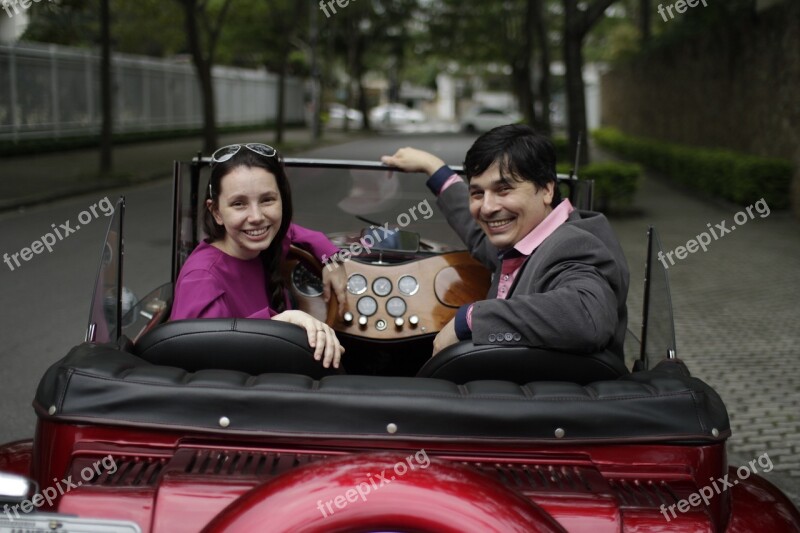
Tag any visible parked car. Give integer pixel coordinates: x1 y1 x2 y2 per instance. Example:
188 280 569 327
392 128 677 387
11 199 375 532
326 103 364 129
0 158 798 532
369 103 426 127
460 107 522 133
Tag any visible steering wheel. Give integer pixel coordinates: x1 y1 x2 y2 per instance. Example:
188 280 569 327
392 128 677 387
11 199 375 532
282 245 339 326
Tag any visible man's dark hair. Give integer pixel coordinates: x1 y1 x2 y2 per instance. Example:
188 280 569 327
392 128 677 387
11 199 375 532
463 124 561 205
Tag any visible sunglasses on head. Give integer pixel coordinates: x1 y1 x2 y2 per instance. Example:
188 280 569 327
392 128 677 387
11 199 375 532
208 143 278 198
211 143 277 164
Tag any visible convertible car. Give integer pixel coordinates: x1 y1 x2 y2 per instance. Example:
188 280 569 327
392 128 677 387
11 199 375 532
0 157 798 532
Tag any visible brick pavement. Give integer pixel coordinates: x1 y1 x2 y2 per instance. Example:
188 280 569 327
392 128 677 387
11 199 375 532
603 149 800 505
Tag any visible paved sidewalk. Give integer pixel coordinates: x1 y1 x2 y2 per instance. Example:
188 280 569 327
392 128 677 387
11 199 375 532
597 147 800 506
0 128 364 212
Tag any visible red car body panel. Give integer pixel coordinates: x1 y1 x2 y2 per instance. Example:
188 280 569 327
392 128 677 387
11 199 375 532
1 421 796 531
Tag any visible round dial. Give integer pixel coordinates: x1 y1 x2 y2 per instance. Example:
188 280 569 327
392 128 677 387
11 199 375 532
357 296 378 316
347 274 368 295
386 297 407 317
291 262 323 297
372 277 392 296
397 275 419 296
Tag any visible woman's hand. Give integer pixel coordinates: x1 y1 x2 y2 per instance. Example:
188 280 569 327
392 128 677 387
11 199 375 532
381 148 445 176
322 262 348 318
272 310 345 369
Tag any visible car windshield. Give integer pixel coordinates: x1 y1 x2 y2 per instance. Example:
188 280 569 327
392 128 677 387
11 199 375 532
640 226 677 368
85 198 124 344
173 161 455 276
172 160 593 275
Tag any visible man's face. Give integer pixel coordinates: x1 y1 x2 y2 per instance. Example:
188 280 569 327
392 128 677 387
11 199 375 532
468 163 554 250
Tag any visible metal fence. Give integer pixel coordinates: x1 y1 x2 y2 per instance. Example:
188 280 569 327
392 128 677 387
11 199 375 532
0 41 306 142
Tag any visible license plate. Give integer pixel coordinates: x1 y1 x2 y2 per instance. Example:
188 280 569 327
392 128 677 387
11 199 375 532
0 514 141 533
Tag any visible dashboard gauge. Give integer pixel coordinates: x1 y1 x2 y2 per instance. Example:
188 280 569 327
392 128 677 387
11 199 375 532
357 296 378 317
385 297 407 317
347 274 368 295
372 277 392 296
397 275 419 296
291 262 323 297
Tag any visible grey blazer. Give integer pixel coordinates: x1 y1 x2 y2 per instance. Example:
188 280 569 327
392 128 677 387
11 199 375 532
437 181 630 358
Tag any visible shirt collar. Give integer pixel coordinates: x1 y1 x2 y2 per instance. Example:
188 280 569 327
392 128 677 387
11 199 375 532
499 199 574 259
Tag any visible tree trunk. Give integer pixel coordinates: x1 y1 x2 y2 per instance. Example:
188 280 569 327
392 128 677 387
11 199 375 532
513 63 536 127
640 0 651 44
182 0 217 153
99 0 112 174
563 0 618 165
353 34 371 132
564 2 589 165
532 0 552 134
274 54 287 145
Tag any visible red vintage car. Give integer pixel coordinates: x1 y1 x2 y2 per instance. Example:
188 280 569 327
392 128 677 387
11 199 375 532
0 158 798 532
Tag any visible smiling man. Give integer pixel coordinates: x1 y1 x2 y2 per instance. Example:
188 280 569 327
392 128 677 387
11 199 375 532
381 124 629 358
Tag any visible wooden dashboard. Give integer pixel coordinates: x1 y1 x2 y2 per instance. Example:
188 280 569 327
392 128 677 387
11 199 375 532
283 248 492 340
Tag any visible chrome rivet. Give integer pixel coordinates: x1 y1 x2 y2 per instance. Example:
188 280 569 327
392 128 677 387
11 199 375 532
386 423 398 434
48 405 56 415
219 416 231 428
712 428 719 438
554 428 565 438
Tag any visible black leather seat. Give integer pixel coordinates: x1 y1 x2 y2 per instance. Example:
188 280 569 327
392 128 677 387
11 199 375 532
133 318 338 379
416 341 629 385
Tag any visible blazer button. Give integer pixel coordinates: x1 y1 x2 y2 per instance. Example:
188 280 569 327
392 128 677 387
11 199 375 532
488 333 496 342
513 333 521 341
504 333 514 341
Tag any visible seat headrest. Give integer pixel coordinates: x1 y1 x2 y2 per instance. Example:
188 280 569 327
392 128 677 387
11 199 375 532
417 341 628 385
133 318 338 379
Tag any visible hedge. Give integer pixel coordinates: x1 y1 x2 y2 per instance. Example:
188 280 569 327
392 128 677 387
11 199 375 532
0 121 305 158
592 128 793 209
558 161 642 213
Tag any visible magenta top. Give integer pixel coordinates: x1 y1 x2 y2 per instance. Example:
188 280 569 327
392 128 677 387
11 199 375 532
169 223 339 320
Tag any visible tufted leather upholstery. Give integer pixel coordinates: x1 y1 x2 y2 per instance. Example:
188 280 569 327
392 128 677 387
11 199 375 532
133 318 339 379
35 340 729 444
416 341 629 385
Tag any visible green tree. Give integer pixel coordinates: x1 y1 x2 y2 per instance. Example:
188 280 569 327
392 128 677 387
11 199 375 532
175 0 233 154
563 0 619 165
426 0 552 131
219 0 306 143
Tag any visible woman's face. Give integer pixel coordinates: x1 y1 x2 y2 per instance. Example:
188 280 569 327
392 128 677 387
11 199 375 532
207 165 283 260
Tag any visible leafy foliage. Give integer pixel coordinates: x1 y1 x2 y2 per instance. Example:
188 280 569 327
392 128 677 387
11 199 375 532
593 128 793 209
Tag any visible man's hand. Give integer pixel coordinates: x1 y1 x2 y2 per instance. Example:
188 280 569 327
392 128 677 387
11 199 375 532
322 262 348 318
381 147 446 176
432 317 459 357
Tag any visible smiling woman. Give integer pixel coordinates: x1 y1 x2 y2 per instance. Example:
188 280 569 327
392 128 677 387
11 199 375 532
168 143 348 369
